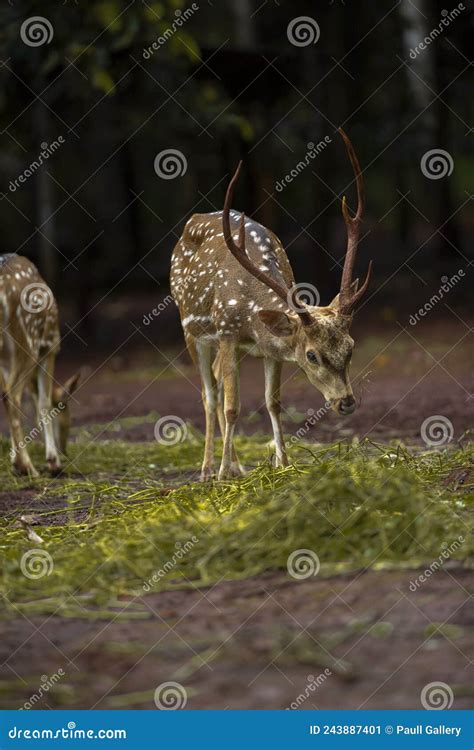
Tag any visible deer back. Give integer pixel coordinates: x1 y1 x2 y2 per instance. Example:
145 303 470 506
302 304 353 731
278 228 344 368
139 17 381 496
0 254 60 374
171 211 295 343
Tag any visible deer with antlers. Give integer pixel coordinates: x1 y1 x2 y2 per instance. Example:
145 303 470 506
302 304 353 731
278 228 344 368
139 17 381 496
0 254 80 476
171 128 371 480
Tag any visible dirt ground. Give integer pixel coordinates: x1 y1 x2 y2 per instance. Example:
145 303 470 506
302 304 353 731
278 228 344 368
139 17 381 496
1 568 473 710
0 315 473 709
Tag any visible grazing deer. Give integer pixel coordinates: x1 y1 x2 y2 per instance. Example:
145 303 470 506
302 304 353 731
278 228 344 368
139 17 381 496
171 129 371 480
0 254 80 476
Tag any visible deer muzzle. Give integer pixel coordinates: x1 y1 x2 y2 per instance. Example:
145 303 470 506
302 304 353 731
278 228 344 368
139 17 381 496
336 394 356 416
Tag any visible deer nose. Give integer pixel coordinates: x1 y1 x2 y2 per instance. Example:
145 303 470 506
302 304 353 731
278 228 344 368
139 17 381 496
338 395 356 415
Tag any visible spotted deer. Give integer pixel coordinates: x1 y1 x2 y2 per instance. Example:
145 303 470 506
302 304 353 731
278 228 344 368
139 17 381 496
0 254 80 476
171 129 371 480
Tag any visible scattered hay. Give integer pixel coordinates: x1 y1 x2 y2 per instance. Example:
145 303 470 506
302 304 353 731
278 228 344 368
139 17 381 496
0 435 472 617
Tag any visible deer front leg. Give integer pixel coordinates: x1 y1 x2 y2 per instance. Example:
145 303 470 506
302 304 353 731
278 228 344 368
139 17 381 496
218 339 243 480
37 354 61 475
264 358 288 468
196 342 217 481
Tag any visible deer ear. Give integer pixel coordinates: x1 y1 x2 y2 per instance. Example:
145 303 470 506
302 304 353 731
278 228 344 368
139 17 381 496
62 371 81 400
329 279 359 309
258 310 295 337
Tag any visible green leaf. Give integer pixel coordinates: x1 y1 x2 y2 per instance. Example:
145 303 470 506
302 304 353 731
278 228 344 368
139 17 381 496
91 67 115 95
93 2 124 32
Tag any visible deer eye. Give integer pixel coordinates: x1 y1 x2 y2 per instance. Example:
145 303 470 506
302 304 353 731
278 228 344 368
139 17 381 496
306 350 319 364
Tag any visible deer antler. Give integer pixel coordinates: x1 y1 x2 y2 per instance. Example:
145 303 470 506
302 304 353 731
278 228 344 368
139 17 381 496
222 162 314 327
338 128 372 316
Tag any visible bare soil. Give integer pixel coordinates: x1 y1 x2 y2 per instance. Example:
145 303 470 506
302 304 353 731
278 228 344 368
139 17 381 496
1 568 472 709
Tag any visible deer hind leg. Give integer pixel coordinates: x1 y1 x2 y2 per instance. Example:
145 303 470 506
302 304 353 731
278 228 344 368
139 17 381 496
217 339 244 480
213 351 245 477
4 376 39 477
264 358 289 468
37 352 61 475
196 341 217 481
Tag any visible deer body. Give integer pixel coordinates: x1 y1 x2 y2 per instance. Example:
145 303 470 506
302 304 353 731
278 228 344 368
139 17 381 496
171 129 371 480
0 254 78 476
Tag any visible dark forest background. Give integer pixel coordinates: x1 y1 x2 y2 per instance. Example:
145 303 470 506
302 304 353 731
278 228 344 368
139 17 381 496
0 0 472 350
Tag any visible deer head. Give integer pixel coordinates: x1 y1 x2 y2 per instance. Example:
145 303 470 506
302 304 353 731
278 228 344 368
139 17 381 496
222 128 372 415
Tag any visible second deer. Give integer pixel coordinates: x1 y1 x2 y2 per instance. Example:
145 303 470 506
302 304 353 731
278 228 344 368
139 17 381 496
171 129 372 480
0 254 80 476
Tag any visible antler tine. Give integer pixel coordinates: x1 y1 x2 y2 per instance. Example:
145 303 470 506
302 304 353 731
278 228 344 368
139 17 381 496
338 127 371 316
222 162 314 327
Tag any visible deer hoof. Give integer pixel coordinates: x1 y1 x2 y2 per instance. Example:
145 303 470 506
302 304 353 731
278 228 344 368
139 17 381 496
12 460 39 478
200 466 215 482
218 463 245 480
47 455 62 476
